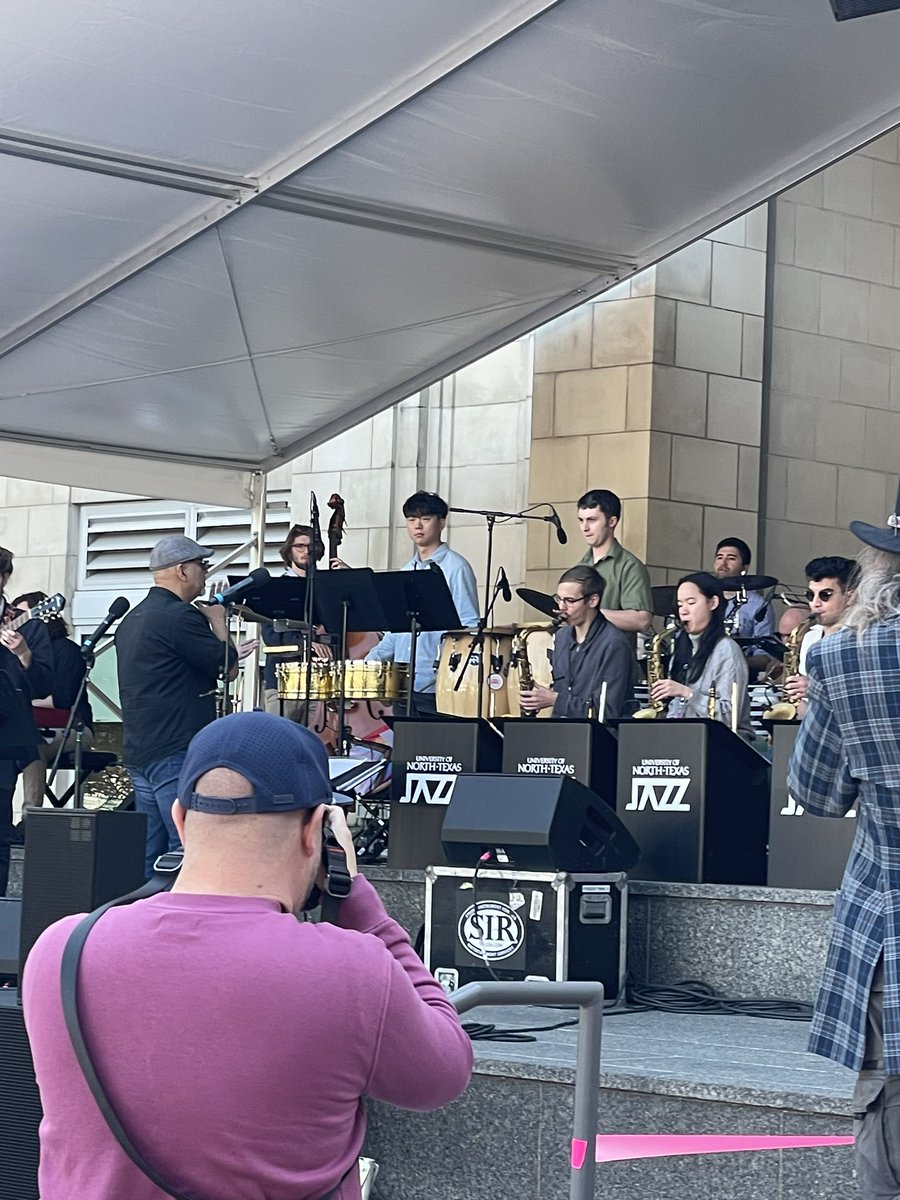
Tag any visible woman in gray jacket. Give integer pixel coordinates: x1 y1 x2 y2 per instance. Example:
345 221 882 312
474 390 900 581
651 571 753 739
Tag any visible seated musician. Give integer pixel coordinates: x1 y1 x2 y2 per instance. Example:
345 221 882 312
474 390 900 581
11 592 92 810
711 537 774 672
262 524 325 720
518 566 633 721
650 572 753 738
782 555 855 719
362 492 480 717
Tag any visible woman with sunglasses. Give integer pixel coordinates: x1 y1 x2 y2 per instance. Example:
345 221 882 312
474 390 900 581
519 565 633 721
650 571 753 738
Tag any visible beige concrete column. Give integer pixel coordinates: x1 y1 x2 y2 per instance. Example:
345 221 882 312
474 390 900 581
527 211 768 593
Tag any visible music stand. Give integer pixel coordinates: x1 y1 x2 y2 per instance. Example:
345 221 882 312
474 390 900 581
372 570 462 715
314 569 390 753
229 575 310 625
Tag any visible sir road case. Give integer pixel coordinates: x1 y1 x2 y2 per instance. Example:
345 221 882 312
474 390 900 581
424 866 628 1000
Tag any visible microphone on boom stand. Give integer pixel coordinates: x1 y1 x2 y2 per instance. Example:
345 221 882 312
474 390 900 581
548 506 568 545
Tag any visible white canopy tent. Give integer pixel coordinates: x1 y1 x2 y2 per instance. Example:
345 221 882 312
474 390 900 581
2 0 900 507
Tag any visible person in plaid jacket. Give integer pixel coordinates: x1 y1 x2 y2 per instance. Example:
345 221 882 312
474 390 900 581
788 484 900 1199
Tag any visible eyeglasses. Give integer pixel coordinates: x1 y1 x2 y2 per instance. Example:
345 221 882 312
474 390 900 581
186 559 211 572
805 588 836 602
553 595 586 607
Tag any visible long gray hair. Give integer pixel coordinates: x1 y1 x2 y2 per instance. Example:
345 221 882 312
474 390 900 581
843 547 900 635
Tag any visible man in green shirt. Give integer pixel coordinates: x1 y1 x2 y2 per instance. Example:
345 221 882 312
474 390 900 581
576 489 653 634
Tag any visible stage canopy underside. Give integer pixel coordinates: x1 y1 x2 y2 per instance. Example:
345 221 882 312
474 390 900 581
2 0 900 505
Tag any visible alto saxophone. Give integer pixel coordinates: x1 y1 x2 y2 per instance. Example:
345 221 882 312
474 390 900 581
512 621 561 718
633 621 678 719
762 615 815 722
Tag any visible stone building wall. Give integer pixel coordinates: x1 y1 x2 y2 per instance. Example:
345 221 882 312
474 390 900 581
527 211 768 596
767 130 900 591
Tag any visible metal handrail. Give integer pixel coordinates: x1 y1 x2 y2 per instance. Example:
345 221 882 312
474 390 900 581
450 980 603 1200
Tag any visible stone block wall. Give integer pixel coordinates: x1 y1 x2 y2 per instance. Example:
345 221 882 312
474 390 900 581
767 129 900 591
528 209 768 595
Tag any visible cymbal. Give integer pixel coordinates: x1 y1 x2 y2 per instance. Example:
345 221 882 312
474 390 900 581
717 573 777 592
651 585 677 617
516 587 558 620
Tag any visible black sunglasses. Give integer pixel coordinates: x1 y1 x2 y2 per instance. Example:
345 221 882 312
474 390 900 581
805 588 836 602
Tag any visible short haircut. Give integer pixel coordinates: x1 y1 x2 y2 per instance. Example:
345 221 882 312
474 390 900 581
278 524 324 568
0 546 13 578
804 555 856 588
576 490 621 521
558 564 606 603
715 537 752 567
402 491 448 519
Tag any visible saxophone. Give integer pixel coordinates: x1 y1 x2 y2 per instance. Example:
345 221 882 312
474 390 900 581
513 621 560 717
633 621 678 719
707 682 717 720
762 615 814 722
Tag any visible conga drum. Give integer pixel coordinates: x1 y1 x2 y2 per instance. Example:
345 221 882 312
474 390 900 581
435 628 514 718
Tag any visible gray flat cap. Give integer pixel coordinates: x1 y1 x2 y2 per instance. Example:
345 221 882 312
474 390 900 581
149 535 212 572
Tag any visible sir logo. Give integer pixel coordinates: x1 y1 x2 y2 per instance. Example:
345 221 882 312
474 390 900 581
458 902 524 962
626 778 691 812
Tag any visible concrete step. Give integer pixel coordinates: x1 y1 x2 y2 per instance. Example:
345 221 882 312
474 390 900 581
365 1007 856 1200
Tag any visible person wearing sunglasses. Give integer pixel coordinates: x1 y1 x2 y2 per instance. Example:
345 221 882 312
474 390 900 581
519 565 633 720
783 556 856 718
115 535 239 877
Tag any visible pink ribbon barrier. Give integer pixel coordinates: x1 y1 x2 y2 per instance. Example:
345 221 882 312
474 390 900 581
590 1134 854 1164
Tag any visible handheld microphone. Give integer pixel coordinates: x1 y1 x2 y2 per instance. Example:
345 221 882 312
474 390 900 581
81 596 130 659
498 567 512 603
549 506 568 546
206 567 271 606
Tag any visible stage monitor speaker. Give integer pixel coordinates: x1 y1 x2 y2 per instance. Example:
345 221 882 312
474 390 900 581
0 994 41 1200
18 809 146 984
0 898 22 977
441 773 639 872
829 0 900 18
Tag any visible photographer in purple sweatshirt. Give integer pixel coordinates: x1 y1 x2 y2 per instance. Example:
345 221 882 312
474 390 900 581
23 711 473 1200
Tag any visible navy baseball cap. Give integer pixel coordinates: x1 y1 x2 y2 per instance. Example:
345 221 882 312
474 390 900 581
177 711 332 815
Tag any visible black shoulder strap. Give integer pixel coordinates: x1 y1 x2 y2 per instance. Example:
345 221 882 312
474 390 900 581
60 870 203 1200
59 861 348 1200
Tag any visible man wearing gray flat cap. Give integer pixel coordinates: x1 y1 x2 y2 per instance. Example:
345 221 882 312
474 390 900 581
116 534 239 876
789 480 900 1199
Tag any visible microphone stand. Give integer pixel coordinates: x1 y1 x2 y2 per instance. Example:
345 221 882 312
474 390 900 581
47 654 94 807
303 492 322 734
452 571 506 721
448 504 568 614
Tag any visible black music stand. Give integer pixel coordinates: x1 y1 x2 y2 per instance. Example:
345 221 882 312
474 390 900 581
230 575 311 625
314 570 390 753
372 570 462 716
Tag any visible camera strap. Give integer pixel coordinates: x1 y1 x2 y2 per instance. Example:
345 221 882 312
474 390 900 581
59 855 347 1200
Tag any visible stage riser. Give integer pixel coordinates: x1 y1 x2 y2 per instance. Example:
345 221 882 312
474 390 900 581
365 1075 853 1200
363 869 835 1005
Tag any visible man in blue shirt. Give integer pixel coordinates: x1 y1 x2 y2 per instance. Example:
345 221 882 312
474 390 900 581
712 536 774 670
366 492 480 716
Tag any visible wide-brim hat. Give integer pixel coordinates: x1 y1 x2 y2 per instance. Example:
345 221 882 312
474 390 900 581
850 478 900 554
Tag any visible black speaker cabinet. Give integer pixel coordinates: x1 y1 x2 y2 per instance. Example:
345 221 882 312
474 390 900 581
19 808 146 982
441 773 639 873
0 898 22 976
0 992 41 1200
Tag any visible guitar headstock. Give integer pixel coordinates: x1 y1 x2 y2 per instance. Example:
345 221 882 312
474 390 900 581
32 593 66 621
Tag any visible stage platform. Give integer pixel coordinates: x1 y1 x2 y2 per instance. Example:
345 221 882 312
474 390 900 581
366 1006 855 1200
3 855 855 1200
